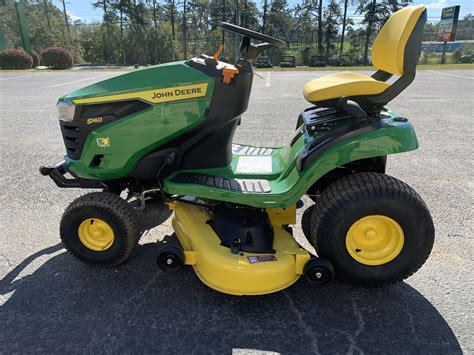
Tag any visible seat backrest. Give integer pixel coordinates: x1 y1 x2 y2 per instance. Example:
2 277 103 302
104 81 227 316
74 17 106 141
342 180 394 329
372 6 426 76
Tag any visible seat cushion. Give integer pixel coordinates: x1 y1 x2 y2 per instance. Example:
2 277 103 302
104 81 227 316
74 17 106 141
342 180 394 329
303 72 391 104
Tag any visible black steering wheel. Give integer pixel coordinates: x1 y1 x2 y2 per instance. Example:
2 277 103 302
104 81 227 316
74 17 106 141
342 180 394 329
219 22 286 48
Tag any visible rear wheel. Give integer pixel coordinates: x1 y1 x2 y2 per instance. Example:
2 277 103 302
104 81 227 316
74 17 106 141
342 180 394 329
309 172 434 287
60 192 141 267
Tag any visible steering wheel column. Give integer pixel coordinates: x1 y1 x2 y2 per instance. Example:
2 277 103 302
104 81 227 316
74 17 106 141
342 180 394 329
239 37 274 60
219 22 286 60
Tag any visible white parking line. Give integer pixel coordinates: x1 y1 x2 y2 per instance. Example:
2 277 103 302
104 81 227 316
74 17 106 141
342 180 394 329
265 72 271 87
49 73 115 88
0 74 38 82
426 70 474 80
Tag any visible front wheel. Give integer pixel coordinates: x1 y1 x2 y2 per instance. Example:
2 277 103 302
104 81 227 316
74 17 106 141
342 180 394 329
60 192 141 267
309 172 434 287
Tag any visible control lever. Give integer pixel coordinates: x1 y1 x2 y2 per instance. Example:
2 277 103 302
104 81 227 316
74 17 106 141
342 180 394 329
337 97 368 121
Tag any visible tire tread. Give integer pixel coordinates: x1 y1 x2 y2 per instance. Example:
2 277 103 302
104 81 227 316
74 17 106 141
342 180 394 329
310 172 434 287
60 192 141 267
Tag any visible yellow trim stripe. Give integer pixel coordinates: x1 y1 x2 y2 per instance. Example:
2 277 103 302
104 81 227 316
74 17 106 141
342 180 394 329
73 83 208 105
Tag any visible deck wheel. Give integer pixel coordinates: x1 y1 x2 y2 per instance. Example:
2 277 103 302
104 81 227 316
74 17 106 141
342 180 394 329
303 258 334 286
157 245 184 272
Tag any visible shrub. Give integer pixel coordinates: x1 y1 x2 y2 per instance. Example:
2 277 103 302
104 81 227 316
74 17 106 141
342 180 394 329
420 50 434 65
31 50 40 67
0 48 33 70
41 47 73 69
451 48 462 63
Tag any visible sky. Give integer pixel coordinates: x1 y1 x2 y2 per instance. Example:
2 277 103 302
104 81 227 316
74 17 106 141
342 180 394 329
52 0 473 24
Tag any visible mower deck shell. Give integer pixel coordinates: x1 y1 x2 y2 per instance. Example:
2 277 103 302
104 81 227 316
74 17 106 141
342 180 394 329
171 201 310 296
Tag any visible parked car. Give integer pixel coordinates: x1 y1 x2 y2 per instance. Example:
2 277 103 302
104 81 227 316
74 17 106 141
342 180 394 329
254 56 273 68
309 55 327 67
458 54 473 63
280 55 296 67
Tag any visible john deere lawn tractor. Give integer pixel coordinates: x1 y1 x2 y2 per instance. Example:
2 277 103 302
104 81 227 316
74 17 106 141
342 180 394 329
41 6 434 295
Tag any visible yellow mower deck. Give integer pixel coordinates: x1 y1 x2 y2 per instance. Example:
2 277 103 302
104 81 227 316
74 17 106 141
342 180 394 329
170 201 310 296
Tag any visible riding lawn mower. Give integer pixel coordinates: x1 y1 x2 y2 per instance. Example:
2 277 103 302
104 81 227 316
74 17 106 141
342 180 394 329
41 6 434 295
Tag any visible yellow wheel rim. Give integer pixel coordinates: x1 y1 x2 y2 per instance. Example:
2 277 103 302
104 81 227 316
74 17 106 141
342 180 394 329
78 218 115 251
345 215 404 266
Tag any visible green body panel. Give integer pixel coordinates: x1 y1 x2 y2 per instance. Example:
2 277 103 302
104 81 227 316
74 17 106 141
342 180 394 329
58 61 418 208
63 63 215 179
164 114 419 208
61 62 210 102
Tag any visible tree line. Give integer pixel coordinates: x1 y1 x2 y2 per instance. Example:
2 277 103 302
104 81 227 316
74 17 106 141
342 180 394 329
1 0 473 66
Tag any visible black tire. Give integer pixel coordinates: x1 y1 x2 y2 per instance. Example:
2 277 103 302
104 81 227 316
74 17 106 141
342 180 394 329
303 258 334 286
309 172 434 287
156 245 184 272
60 192 141 267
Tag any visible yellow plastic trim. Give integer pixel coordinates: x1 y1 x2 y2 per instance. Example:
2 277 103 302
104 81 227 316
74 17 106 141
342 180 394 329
172 201 310 296
345 215 404 266
183 250 198 265
284 247 310 275
303 72 390 103
73 83 208 105
372 6 425 75
78 218 115 251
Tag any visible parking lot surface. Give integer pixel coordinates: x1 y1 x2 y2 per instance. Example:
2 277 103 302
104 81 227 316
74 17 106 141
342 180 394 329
1 69 473 353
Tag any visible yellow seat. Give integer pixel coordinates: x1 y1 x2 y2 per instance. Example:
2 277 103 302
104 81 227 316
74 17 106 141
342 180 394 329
303 5 426 105
303 72 390 103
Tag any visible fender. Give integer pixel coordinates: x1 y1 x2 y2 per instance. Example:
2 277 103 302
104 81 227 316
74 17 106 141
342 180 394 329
297 117 418 172
291 116 419 202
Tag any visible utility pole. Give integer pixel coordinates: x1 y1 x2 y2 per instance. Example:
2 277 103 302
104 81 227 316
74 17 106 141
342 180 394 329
170 0 175 40
102 0 108 63
152 0 158 28
61 0 70 35
340 0 348 56
317 0 323 55
170 0 176 60
183 0 187 59
60 0 71 46
221 0 226 44
235 0 240 59
262 0 267 33
119 0 124 63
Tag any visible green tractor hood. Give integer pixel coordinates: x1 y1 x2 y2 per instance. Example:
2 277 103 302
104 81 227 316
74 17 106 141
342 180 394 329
59 62 213 104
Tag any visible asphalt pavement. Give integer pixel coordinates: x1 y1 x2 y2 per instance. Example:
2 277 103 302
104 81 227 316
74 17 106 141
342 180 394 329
0 68 473 353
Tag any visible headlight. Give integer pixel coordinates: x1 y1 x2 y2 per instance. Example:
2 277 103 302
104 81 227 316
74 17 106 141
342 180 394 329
57 101 76 121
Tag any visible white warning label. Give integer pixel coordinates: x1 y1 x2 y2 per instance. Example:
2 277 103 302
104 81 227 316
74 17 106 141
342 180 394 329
247 255 277 263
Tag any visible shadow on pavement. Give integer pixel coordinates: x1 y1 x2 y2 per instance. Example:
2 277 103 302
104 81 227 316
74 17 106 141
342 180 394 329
0 204 461 353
